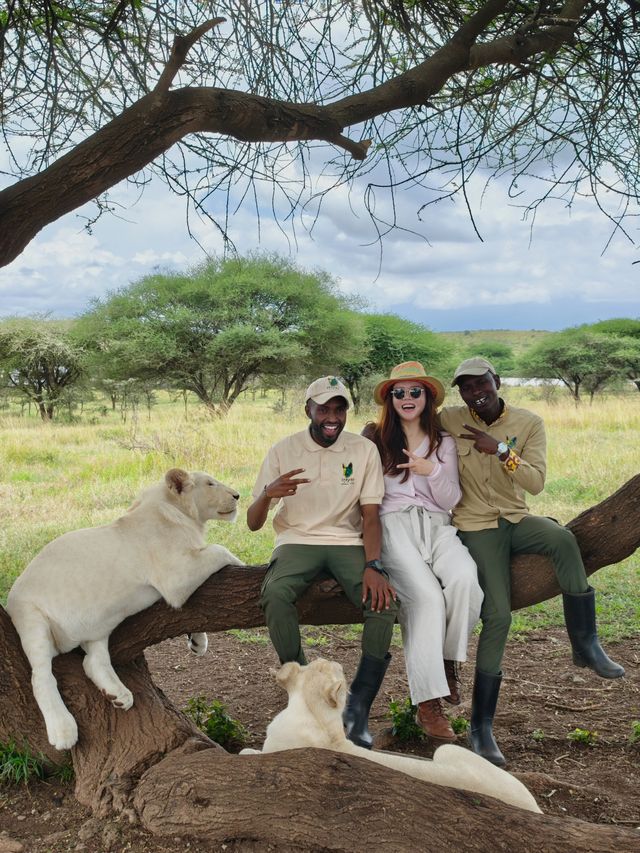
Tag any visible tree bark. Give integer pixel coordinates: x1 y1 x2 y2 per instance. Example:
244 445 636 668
0 471 638 847
133 749 636 852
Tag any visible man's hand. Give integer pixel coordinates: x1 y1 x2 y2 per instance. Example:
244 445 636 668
264 468 310 499
363 567 397 613
397 448 435 475
247 467 311 531
459 424 500 455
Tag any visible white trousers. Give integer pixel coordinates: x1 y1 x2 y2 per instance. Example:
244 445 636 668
381 507 483 704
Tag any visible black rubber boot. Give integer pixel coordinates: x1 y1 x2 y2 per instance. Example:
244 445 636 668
343 653 391 749
468 669 506 768
562 587 625 679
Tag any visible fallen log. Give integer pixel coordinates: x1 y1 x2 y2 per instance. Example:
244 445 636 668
133 749 637 852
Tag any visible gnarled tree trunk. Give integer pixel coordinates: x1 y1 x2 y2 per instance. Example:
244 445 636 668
0 473 638 850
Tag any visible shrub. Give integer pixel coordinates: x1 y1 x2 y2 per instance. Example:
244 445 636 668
184 696 248 751
450 716 469 735
567 727 598 746
388 698 425 742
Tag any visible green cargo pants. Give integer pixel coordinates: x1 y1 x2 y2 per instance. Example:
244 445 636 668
458 516 588 675
259 543 398 665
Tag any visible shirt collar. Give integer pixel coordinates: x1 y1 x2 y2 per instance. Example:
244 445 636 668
469 398 508 426
303 427 347 453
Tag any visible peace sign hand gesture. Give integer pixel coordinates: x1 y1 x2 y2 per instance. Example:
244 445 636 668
459 424 500 455
396 448 435 476
264 468 310 499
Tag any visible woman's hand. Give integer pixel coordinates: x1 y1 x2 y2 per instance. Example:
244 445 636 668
397 448 435 476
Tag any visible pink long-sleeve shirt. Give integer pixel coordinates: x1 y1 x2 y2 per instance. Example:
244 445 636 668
379 433 462 516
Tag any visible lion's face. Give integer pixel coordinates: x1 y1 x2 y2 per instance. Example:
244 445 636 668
165 468 239 523
190 472 240 522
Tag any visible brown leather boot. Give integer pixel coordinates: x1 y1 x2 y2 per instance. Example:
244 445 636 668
416 699 456 741
443 660 461 706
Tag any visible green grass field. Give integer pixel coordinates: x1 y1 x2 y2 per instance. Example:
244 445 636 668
1 386 638 642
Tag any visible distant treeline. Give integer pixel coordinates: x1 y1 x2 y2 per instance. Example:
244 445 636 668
1 255 638 420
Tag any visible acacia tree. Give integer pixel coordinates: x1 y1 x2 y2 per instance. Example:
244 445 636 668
339 313 454 412
0 317 85 419
519 327 637 401
0 1 638 267
76 254 365 414
591 319 640 390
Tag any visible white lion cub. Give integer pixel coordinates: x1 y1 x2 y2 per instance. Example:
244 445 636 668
7 468 242 752
242 659 541 814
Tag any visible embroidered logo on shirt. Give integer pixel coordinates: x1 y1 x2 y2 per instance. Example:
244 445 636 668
342 462 353 478
507 436 517 449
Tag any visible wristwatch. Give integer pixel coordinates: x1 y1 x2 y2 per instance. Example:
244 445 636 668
495 441 508 457
365 559 387 575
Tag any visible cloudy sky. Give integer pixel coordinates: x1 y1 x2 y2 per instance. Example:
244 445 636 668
1 148 638 331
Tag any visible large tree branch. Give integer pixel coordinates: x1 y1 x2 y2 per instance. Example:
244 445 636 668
0 2 590 268
132 748 637 852
108 472 640 665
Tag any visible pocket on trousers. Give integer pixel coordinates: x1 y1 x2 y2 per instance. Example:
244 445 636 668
260 557 278 596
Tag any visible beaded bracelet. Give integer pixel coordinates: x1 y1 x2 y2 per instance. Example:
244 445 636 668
503 448 521 473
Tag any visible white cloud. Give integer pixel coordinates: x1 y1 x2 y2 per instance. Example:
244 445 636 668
0 154 638 329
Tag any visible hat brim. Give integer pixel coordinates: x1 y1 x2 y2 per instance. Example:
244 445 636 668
308 391 350 407
374 375 445 407
451 368 494 387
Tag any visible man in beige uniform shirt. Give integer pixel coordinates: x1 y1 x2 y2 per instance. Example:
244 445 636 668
247 376 398 749
440 357 624 767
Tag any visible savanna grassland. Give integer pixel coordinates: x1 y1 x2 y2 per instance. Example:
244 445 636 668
1 385 638 640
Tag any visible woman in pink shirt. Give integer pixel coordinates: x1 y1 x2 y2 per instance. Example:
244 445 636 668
364 362 483 740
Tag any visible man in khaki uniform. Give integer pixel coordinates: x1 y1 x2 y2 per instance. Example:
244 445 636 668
247 376 398 748
440 357 624 767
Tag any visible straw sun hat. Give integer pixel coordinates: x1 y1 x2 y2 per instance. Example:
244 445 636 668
373 361 446 407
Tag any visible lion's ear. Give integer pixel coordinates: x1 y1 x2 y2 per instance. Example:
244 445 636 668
325 677 345 709
165 468 193 494
275 661 300 691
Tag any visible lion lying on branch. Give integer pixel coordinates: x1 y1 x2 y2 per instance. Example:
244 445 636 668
7 468 242 751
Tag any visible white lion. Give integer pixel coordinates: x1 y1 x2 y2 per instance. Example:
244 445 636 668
241 659 541 814
7 468 243 752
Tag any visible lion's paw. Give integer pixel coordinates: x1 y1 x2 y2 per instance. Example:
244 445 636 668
114 688 134 710
187 632 208 656
103 687 134 710
47 712 79 752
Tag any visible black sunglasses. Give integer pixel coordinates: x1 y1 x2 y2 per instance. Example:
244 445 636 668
391 387 425 400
